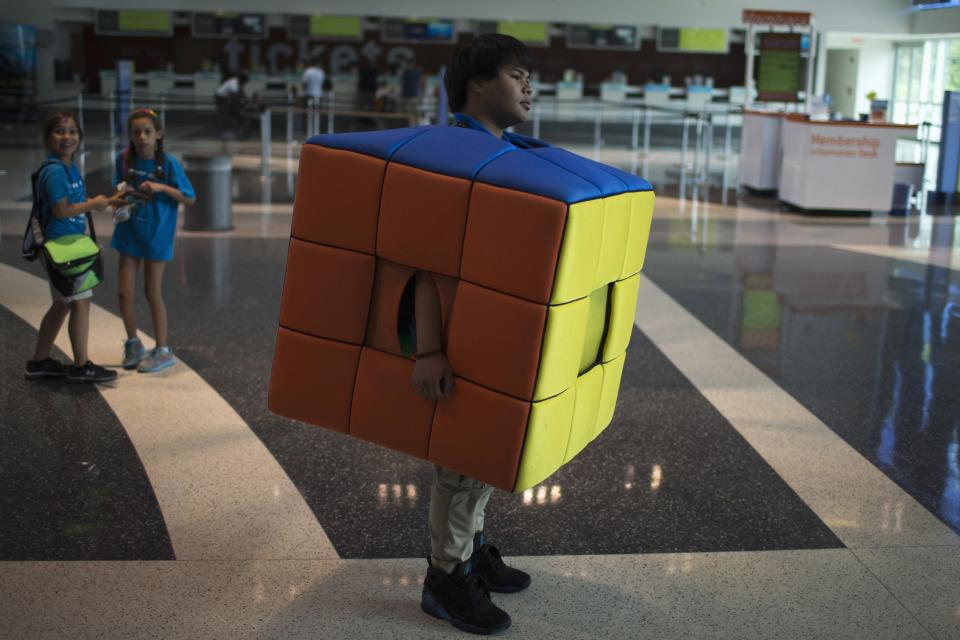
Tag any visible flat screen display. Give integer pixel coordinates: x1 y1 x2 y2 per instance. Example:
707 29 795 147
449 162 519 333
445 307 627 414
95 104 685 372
568 24 638 50
193 13 266 39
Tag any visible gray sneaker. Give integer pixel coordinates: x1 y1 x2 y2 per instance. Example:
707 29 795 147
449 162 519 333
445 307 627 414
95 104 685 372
122 337 146 369
138 346 175 373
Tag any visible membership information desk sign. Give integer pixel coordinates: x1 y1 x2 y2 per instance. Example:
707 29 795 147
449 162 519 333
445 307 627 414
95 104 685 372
779 116 917 212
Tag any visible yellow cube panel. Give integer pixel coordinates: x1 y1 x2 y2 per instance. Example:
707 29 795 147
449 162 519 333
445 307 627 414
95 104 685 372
562 364 604 464
514 386 575 491
620 191 655 279
594 194 632 288
601 273 641 363
594 353 626 439
533 297 589 402
551 199 604 304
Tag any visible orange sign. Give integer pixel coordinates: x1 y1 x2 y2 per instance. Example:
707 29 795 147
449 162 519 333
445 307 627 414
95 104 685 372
742 10 812 26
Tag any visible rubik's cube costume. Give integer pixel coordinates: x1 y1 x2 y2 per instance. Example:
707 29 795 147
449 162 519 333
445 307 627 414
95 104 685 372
269 124 654 493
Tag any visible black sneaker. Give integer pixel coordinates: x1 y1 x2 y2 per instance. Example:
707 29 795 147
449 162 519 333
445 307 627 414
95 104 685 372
471 532 531 594
421 558 511 635
24 358 68 380
67 361 118 384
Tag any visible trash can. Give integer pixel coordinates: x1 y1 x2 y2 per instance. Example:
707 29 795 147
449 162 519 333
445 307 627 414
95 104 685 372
890 182 913 217
182 154 233 231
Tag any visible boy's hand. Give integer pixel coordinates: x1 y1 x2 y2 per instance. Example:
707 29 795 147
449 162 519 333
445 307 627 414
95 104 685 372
412 354 454 401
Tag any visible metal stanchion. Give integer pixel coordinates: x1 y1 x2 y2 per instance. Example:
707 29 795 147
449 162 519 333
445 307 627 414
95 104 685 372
76 93 86 176
286 90 294 145
642 107 652 178
593 107 602 161
327 92 335 134
680 114 690 199
260 109 271 177
692 113 703 183
108 91 117 155
701 114 713 187
721 110 733 203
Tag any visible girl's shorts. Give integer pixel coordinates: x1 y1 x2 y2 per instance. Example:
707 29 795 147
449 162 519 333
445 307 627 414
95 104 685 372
42 254 94 303
49 282 93 303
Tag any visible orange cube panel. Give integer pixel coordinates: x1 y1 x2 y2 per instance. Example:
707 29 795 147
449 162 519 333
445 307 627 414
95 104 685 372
428 377 531 490
377 164 471 277
290 145 386 254
460 183 567 304
268 328 360 433
350 348 436 458
446 281 547 401
279 239 376 345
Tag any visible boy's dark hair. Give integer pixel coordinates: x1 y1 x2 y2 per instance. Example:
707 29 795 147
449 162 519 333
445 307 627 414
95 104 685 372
42 110 84 154
444 34 533 113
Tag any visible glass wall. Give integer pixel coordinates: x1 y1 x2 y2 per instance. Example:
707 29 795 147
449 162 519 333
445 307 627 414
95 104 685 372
891 38 960 140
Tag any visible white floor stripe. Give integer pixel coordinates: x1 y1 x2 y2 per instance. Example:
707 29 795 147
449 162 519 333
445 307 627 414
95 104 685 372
831 243 958 270
633 274 960 549
0 262 336 560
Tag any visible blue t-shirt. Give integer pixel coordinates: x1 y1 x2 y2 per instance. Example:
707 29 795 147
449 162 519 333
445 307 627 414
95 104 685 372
110 153 195 262
38 155 88 240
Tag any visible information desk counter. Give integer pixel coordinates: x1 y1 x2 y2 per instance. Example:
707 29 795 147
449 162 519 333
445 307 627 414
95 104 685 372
740 110 784 191
778 116 917 212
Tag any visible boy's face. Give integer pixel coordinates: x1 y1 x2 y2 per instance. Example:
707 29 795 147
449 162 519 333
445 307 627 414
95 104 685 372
470 64 532 128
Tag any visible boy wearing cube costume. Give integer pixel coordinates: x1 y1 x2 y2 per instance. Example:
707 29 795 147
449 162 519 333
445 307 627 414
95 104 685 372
269 35 654 635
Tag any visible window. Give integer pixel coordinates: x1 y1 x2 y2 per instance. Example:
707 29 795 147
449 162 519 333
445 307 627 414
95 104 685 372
891 39 960 142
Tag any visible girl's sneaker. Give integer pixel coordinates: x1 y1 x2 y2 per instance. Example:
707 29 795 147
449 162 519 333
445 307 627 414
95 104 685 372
122 337 146 369
138 346 175 373
24 357 68 380
68 361 118 384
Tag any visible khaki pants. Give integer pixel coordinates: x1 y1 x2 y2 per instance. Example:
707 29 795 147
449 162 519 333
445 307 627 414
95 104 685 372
429 465 493 574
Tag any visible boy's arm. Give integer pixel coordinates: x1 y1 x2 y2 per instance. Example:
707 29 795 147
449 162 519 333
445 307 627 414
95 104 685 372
411 272 454 401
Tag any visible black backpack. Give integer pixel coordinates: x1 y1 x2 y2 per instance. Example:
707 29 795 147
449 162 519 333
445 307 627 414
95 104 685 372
21 158 64 262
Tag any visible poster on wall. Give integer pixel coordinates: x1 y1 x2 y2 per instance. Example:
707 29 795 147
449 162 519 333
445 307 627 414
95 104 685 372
475 21 549 46
0 23 37 97
657 28 729 54
95 11 173 36
757 32 802 102
288 15 362 40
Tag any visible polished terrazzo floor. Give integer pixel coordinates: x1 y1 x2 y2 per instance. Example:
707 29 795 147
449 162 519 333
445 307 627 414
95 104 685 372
0 133 959 639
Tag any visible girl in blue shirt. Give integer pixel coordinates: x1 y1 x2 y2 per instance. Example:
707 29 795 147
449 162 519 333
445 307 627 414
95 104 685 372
25 110 126 384
111 108 196 373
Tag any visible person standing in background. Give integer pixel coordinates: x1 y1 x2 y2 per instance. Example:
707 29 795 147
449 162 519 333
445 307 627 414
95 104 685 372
302 59 326 104
301 59 326 137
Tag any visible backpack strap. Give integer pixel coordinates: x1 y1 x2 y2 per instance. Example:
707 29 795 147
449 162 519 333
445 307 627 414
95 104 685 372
85 211 98 244
29 158 65 237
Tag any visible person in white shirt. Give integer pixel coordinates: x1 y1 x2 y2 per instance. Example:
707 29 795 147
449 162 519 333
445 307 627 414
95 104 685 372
302 60 325 101
214 72 248 139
